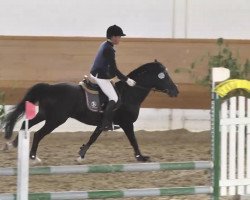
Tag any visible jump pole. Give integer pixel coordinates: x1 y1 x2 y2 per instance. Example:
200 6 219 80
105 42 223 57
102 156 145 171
0 161 212 176
16 119 30 200
211 67 230 200
17 101 37 200
0 186 212 200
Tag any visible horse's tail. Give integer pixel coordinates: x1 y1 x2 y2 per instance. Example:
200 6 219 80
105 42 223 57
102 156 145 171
4 83 49 139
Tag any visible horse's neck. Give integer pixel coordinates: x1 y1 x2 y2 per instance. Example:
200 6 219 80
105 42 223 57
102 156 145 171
134 88 151 105
117 82 151 105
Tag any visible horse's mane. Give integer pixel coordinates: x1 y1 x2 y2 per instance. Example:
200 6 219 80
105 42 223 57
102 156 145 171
127 61 165 79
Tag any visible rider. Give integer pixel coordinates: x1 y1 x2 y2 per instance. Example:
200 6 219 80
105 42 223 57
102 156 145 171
90 25 136 131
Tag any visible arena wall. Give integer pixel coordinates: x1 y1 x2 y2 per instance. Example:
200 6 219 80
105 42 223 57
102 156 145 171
1 36 250 109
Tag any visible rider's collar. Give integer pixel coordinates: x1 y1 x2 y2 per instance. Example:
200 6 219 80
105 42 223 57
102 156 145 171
107 39 114 46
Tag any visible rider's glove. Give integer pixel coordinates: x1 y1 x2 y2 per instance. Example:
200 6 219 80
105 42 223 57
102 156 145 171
126 78 136 87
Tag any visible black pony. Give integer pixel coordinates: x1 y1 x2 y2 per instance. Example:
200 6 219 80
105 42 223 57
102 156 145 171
3 61 179 162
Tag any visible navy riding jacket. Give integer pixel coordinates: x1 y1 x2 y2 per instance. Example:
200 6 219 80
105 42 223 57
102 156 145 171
90 41 127 81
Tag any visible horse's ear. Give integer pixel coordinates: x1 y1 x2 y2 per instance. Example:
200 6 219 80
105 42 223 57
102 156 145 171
154 59 158 62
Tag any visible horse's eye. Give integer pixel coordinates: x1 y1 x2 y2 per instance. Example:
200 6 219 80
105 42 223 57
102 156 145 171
158 72 165 79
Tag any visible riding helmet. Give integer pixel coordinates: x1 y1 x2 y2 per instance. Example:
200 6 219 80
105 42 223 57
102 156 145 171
106 25 126 38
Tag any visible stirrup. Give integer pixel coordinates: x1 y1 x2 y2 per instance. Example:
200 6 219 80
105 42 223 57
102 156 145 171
113 124 120 130
102 123 120 131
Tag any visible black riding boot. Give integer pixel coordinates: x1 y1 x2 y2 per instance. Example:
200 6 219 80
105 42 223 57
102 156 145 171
101 100 116 131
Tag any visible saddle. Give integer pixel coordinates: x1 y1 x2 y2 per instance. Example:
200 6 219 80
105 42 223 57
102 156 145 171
79 75 117 113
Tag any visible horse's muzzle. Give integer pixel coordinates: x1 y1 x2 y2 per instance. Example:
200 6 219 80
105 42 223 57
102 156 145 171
167 88 179 97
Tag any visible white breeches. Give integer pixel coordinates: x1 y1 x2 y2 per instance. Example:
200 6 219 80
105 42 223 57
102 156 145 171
90 74 118 103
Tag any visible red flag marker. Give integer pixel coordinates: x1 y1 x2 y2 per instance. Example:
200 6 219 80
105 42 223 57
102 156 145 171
25 101 37 120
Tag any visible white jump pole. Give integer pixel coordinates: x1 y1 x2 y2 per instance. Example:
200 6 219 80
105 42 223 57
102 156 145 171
17 119 30 200
17 101 37 200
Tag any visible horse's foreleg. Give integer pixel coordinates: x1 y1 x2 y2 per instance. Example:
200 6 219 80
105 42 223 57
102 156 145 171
120 122 150 162
78 126 102 159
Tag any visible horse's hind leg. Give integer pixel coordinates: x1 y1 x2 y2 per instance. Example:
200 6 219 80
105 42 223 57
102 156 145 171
29 120 63 161
2 112 45 151
77 126 102 162
12 112 45 147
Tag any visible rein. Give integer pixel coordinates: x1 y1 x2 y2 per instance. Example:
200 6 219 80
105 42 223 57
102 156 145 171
134 84 169 94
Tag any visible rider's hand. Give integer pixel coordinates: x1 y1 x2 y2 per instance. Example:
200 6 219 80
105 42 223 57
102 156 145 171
126 78 136 87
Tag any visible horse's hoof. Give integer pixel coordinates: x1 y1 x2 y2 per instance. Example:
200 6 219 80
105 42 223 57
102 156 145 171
30 156 42 166
1 142 14 151
135 155 151 162
78 144 88 158
76 156 84 164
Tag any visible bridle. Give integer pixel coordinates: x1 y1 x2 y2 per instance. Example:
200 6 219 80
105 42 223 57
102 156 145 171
129 66 171 94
